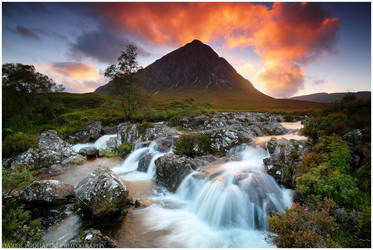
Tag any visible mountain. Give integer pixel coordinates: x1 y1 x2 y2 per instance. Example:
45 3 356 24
95 40 326 110
291 91 371 103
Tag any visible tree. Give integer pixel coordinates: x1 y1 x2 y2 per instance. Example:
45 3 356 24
2 63 64 132
2 63 64 94
104 44 149 120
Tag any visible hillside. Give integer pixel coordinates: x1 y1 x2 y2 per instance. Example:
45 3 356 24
95 40 326 110
291 91 371 103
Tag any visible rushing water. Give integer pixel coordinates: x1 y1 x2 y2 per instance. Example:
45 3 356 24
72 134 117 152
48 122 305 248
109 140 293 247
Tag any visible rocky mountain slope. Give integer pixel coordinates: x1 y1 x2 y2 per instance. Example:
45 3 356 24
95 40 326 110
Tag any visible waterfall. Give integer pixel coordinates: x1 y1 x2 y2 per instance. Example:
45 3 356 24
72 134 116 152
139 144 292 247
112 138 173 180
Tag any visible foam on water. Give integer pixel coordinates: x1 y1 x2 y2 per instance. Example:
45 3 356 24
138 145 293 247
72 134 117 152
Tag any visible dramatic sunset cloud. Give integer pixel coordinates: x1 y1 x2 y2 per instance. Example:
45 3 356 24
35 62 103 93
3 2 370 97
50 62 99 79
72 2 339 96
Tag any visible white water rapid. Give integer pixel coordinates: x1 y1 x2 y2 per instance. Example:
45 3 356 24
110 139 293 247
112 140 172 181
72 134 117 152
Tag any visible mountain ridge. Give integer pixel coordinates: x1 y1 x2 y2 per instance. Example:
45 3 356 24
291 91 371 103
95 40 326 110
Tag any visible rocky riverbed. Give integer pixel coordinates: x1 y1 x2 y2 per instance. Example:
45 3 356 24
3 112 312 247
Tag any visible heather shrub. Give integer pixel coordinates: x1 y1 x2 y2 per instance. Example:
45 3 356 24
267 198 339 248
297 164 359 209
118 143 133 158
3 133 37 158
2 166 36 191
301 152 323 173
174 134 211 157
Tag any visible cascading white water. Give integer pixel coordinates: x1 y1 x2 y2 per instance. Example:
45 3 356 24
112 139 172 181
72 134 117 152
138 145 292 247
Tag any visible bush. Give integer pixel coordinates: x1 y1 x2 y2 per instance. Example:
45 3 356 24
3 133 37 158
2 166 35 191
118 143 133 158
301 152 323 173
2 201 42 247
297 164 359 209
174 134 211 157
137 121 153 135
267 198 339 248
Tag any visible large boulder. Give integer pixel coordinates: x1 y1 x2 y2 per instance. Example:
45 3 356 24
201 125 255 153
68 121 102 144
79 146 98 158
155 154 206 192
19 180 74 205
12 130 76 167
144 123 179 141
65 228 118 248
117 123 140 145
87 121 102 141
75 167 132 217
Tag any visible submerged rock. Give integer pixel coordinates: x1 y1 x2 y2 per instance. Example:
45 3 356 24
61 154 87 167
155 154 206 192
19 180 74 205
75 167 131 217
138 152 155 172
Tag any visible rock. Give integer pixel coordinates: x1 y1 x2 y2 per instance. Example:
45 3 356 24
88 121 102 141
155 137 177 153
201 125 254 153
155 155 205 192
98 149 105 158
102 126 117 135
61 154 86 167
117 123 140 145
266 138 278 154
106 137 118 152
263 138 307 188
138 152 154 172
68 130 90 144
12 130 76 167
19 180 74 205
41 164 64 176
79 146 98 158
144 123 178 141
343 129 363 145
134 141 152 149
65 228 118 248
75 167 131 217
134 198 152 208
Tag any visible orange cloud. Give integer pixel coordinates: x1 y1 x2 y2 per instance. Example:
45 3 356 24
50 62 99 79
83 2 339 97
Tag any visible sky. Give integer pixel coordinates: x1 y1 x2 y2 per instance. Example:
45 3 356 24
2 2 371 98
